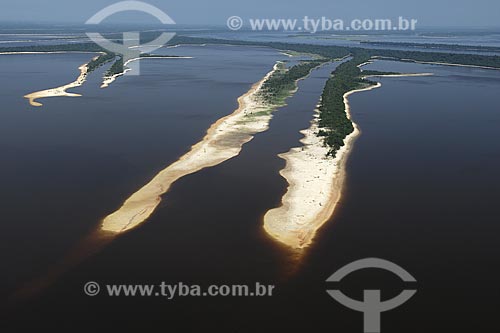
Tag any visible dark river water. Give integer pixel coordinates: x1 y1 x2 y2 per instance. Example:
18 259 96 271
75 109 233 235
1 47 499 333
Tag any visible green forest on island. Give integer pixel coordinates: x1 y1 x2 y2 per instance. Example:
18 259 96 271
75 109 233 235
3 35 499 157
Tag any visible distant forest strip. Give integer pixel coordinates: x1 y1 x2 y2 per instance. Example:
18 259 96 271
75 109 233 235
0 41 189 79
2 35 500 68
167 36 500 156
167 36 500 68
2 35 499 155
0 42 116 74
358 70 400 76
0 43 105 53
360 41 500 53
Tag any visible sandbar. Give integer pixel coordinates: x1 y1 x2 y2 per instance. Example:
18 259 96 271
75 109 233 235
263 72 433 249
24 61 90 107
101 61 298 233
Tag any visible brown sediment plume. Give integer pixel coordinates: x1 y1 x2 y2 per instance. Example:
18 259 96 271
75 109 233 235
8 230 116 305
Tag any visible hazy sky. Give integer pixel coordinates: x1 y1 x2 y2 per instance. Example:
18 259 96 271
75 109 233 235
2 0 500 27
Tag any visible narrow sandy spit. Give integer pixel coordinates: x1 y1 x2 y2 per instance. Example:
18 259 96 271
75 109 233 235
101 61 297 233
24 62 89 107
263 72 433 249
100 71 128 88
10 62 284 301
10 60 306 302
22 54 193 103
100 56 193 88
263 83 379 249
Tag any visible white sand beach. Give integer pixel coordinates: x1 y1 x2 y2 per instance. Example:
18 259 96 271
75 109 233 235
24 61 90 107
263 72 433 249
263 83 380 249
101 62 294 233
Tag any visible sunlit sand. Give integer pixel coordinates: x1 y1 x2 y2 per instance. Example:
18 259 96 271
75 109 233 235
263 72 434 249
23 60 91 106
102 62 284 233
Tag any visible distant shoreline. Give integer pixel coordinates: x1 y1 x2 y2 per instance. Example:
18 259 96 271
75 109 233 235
372 56 500 70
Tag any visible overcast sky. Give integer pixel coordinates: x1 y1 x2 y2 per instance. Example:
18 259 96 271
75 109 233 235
2 0 500 27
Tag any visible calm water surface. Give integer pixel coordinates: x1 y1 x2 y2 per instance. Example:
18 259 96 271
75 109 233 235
1 50 499 332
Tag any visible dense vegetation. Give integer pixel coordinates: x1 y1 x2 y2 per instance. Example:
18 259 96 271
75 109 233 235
0 41 181 78
166 37 500 156
104 54 183 77
2 35 499 156
0 42 116 74
3 35 500 69
316 53 377 156
87 52 116 72
3 35 500 68
368 49 500 68
169 36 351 60
104 56 123 77
259 60 326 103
0 43 104 53
359 70 400 76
